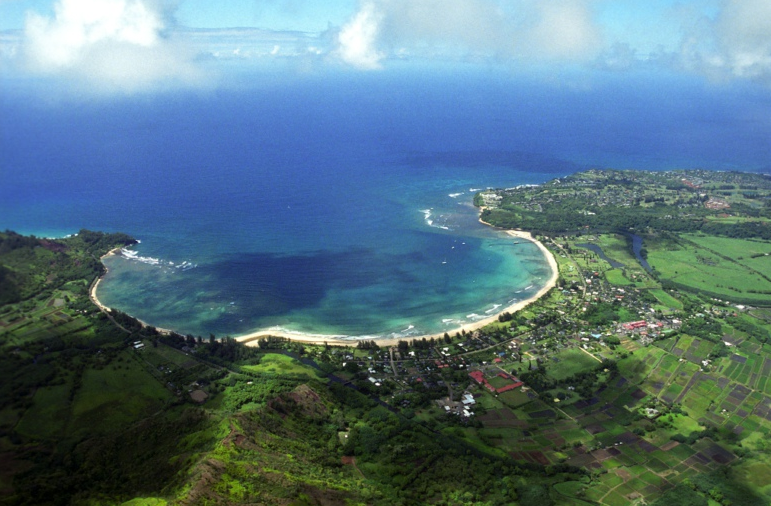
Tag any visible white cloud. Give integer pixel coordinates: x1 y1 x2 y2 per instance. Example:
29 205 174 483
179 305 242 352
333 0 603 68
673 0 771 84
715 0 771 80
21 0 205 93
527 0 600 60
335 1 383 69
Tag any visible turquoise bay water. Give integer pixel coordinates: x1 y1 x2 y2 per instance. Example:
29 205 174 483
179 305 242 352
93 159 555 338
98 196 550 338
2 68 770 338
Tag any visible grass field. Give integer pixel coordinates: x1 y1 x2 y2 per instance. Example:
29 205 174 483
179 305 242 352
15 382 72 439
570 234 658 289
593 235 638 267
646 234 771 302
241 353 317 377
649 289 683 310
546 348 600 381
498 388 533 407
604 269 633 286
70 352 172 436
684 234 771 268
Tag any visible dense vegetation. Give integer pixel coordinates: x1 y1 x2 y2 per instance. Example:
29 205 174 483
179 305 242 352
0 229 134 304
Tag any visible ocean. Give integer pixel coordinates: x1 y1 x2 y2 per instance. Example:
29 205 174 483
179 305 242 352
2 66 770 338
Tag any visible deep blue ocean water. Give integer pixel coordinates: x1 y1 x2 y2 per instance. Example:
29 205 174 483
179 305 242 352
2 67 770 337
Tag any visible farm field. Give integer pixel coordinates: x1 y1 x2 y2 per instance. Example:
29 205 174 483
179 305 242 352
683 233 771 265
646 234 771 303
649 289 683 311
460 287 771 506
685 234 771 279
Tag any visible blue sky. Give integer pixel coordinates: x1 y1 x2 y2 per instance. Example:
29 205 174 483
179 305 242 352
0 0 769 94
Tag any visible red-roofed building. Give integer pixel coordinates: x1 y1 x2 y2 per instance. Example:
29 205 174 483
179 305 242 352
470 370 525 394
469 371 485 384
623 320 647 331
496 382 523 393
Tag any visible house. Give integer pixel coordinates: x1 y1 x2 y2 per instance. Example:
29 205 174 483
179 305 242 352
622 320 647 331
469 370 486 384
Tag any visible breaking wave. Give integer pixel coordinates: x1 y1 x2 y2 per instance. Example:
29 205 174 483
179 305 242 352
420 208 450 230
120 247 197 271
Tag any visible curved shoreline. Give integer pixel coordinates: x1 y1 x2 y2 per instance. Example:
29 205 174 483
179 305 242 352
90 247 121 313
237 226 559 347
90 247 175 334
91 223 560 348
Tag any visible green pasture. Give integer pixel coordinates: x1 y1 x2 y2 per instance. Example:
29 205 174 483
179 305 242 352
646 234 771 302
650 289 683 310
148 344 198 367
554 251 583 285
604 269 633 286
121 499 168 506
70 352 171 435
487 375 513 389
241 353 316 377
750 307 771 321
705 215 771 225
733 455 771 500
545 348 600 381
683 233 771 269
15 382 72 439
593 235 638 265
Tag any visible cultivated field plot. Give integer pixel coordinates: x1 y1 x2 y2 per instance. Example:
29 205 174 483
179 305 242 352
683 233 771 276
478 326 771 505
646 234 771 301
497 388 532 407
649 288 683 310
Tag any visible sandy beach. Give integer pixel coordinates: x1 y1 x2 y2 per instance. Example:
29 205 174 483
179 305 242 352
89 247 121 312
91 228 559 347
90 246 175 334
237 228 559 348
